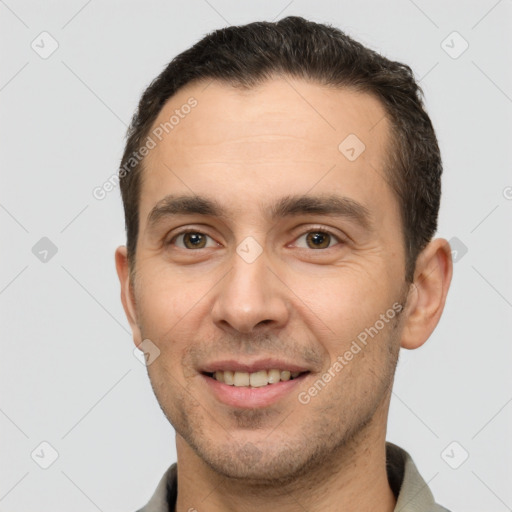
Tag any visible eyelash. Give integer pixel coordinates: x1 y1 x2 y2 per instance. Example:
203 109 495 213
167 227 344 250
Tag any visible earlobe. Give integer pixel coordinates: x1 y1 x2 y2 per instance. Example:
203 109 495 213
400 238 453 350
115 246 143 346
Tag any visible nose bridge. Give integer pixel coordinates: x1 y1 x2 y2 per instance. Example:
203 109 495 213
211 239 288 333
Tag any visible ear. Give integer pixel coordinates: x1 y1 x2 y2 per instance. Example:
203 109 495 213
115 246 143 347
400 238 453 350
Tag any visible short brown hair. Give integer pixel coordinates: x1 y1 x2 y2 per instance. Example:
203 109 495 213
119 16 442 282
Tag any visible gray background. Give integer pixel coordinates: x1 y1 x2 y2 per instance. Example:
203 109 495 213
1 0 511 510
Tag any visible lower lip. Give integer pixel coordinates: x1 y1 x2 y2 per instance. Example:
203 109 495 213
201 373 309 408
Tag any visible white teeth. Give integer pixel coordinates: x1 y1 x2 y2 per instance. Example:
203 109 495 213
280 370 291 381
223 370 234 385
267 369 281 384
233 372 250 387
210 369 305 387
249 370 268 388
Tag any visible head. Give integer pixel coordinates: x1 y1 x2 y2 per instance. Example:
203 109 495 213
115 16 452 483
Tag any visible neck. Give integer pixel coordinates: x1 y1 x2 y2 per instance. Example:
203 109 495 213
175 399 396 512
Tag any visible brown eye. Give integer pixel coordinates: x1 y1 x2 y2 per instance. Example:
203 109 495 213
183 232 207 249
170 231 215 250
295 230 341 250
306 232 331 249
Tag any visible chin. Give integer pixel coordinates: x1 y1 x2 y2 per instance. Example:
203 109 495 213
188 434 330 486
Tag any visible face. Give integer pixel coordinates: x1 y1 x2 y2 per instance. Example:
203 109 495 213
119 77 411 483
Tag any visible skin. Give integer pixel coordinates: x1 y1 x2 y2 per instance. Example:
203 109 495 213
115 76 453 512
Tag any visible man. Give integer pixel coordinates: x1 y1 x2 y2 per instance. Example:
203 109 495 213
115 16 453 512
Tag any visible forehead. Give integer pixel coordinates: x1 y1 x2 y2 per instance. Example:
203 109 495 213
147 77 390 158
139 77 396 228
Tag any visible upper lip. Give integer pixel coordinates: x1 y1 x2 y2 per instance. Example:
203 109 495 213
200 358 311 374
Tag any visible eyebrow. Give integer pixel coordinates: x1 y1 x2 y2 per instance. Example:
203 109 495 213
146 193 374 231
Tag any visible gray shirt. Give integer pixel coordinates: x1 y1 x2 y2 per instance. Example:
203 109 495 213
136 442 450 512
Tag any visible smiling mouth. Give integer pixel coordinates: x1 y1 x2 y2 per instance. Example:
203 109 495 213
203 369 310 388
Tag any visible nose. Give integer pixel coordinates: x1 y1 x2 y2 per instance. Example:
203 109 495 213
210 246 290 334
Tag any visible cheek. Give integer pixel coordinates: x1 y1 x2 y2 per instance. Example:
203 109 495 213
136 270 203 328
135 277 207 375
295 267 394 331
293 271 402 376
